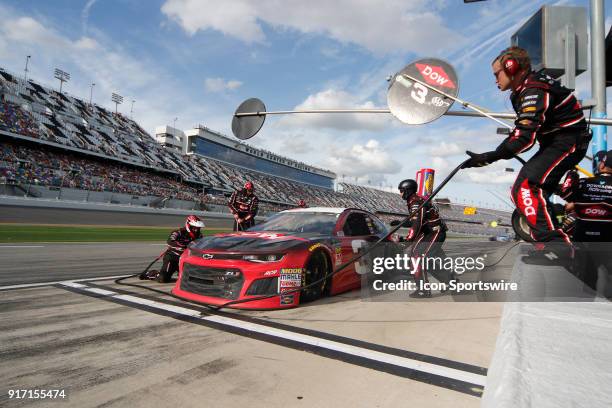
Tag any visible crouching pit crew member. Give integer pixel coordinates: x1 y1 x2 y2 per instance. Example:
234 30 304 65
398 179 452 298
463 46 590 248
228 181 259 231
560 150 612 295
140 215 204 283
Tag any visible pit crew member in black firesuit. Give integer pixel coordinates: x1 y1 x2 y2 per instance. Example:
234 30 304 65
558 150 612 293
399 179 453 298
228 181 259 231
463 46 590 248
140 215 204 283
297 199 308 208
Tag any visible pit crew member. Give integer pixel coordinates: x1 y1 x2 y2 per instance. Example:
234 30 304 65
463 46 590 245
399 179 451 298
228 181 259 231
140 215 204 283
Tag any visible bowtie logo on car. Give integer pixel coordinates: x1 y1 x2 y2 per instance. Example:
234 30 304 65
415 64 456 89
202 254 214 259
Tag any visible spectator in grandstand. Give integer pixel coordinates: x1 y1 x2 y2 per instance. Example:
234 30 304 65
297 199 308 208
398 179 452 298
463 46 589 250
140 215 205 283
228 181 259 231
559 150 612 295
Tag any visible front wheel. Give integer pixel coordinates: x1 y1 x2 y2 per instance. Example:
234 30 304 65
511 209 535 242
300 251 330 303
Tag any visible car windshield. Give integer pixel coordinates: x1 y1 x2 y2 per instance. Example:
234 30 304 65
249 212 340 234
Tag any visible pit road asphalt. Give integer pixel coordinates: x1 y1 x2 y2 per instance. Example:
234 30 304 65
0 240 516 407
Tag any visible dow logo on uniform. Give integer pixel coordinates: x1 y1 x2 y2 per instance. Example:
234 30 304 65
415 64 456 89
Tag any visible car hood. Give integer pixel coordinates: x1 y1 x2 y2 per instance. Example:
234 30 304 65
191 231 329 253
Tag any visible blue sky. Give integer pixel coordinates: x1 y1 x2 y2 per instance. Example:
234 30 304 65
0 0 610 208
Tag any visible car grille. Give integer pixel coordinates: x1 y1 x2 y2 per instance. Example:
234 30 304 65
245 277 279 296
180 263 244 300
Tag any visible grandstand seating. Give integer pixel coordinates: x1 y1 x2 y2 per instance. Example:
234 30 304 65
0 66 511 236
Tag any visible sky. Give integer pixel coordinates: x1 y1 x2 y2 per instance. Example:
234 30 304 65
0 0 611 209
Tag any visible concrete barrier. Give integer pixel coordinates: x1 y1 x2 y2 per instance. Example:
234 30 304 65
482 245 612 408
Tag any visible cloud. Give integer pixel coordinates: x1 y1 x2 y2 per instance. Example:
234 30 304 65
277 88 390 131
427 141 463 157
459 162 517 185
204 77 243 93
81 0 98 35
161 0 264 42
281 136 311 154
161 0 463 54
324 139 401 178
0 4 208 136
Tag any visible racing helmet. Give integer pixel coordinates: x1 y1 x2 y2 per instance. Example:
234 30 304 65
398 179 418 200
185 215 205 237
244 181 254 193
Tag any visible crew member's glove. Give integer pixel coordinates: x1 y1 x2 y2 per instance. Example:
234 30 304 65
462 150 502 168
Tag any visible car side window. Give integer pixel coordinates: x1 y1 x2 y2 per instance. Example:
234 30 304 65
366 216 386 236
342 213 371 236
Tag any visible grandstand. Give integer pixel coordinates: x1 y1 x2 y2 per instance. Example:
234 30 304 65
0 65 511 236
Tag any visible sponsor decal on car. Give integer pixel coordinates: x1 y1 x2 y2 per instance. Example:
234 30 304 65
308 242 323 252
335 247 342 264
522 106 537 112
280 294 295 305
281 268 303 274
279 268 303 290
263 270 277 276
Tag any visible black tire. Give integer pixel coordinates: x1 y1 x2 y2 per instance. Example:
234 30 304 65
511 209 535 242
300 251 330 303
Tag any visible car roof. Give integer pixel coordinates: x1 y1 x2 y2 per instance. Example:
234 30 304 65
281 207 347 214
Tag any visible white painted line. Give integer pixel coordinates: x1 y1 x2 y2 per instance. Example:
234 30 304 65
0 245 45 248
0 274 132 291
60 283 487 387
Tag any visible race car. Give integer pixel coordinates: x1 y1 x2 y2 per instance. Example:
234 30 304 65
172 207 397 309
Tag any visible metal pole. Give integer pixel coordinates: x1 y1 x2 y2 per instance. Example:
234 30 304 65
399 73 514 129
89 83 95 105
591 0 607 170
235 108 393 116
235 108 612 126
24 55 30 82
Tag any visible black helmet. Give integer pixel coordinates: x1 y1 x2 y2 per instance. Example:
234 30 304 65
398 179 418 200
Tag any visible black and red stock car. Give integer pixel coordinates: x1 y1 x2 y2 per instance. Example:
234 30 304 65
172 207 397 309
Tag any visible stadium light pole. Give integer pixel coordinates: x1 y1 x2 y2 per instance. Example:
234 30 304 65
89 83 95 106
111 92 123 114
173 117 178 129
54 68 70 93
130 100 135 119
24 55 31 82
